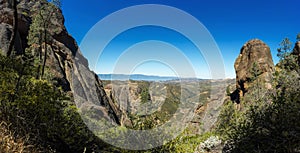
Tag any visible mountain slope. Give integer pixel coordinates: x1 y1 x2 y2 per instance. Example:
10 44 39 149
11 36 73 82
0 0 125 152
0 0 122 123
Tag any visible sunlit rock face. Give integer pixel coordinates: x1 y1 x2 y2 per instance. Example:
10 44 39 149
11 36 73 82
234 39 274 102
0 0 123 124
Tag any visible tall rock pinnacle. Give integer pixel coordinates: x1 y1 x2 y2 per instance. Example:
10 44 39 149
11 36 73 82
233 39 274 102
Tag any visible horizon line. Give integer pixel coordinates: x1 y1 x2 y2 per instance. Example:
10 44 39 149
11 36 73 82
98 73 235 79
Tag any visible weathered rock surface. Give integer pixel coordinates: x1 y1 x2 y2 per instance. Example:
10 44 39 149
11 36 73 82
103 81 169 126
0 0 123 124
234 39 274 102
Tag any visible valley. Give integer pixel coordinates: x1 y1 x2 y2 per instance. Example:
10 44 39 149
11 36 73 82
101 78 235 134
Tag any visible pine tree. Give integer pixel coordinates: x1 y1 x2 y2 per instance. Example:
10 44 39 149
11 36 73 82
27 0 61 79
26 12 43 79
250 62 262 100
277 38 292 61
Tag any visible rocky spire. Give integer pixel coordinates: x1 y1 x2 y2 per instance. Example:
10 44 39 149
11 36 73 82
233 39 274 102
292 41 300 65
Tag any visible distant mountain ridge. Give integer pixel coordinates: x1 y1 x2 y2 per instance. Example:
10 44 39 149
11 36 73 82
98 74 209 81
98 74 184 81
98 74 232 81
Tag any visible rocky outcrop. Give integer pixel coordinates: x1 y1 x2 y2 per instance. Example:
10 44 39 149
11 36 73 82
234 39 274 102
0 0 122 124
292 41 300 65
104 81 168 127
0 0 32 55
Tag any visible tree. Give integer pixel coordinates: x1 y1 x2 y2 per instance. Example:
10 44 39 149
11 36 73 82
26 11 44 79
7 0 18 57
277 38 292 60
297 33 300 42
250 62 262 100
40 0 62 78
277 37 299 72
27 0 61 79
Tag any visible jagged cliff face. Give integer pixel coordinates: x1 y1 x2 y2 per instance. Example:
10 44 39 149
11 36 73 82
0 0 122 124
234 39 274 102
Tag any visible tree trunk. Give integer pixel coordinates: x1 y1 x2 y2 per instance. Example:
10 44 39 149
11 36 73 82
7 0 18 57
36 39 42 80
41 7 56 79
41 23 47 78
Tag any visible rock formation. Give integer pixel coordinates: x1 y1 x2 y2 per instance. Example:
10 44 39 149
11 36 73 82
0 0 123 125
292 41 300 65
234 39 274 102
103 81 169 127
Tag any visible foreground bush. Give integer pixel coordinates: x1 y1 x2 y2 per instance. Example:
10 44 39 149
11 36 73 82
0 55 110 152
217 41 300 152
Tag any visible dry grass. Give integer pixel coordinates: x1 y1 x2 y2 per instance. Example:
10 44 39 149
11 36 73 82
0 121 42 153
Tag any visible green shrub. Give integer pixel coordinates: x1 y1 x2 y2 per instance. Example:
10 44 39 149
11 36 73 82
0 55 107 152
216 38 300 152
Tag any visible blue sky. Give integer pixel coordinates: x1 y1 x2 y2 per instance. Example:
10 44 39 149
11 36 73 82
61 0 300 78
